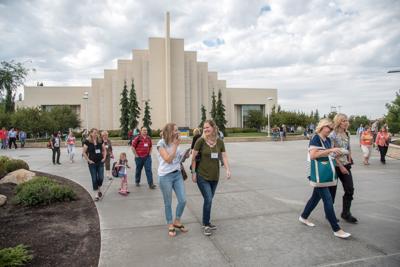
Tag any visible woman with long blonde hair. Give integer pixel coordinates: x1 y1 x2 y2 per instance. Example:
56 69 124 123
83 128 107 201
156 123 190 237
191 119 231 236
330 113 358 223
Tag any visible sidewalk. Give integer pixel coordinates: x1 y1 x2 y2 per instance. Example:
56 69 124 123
2 140 400 266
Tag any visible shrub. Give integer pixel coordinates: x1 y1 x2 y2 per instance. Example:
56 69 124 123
0 244 33 267
0 156 10 165
0 164 6 179
151 129 162 138
107 129 121 138
5 159 29 173
13 176 77 207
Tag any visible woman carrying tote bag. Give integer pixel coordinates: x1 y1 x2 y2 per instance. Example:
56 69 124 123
299 118 351 239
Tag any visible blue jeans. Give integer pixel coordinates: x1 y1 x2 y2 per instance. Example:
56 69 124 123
196 175 218 226
88 162 104 191
135 156 154 185
158 170 186 224
301 187 340 232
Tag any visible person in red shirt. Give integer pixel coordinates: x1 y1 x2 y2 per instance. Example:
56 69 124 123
0 127 6 149
131 126 156 189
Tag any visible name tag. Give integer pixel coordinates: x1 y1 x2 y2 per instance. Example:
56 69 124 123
211 152 218 159
95 149 101 154
144 143 149 147
105 145 109 149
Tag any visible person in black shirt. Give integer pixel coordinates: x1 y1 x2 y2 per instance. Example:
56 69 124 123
83 128 107 201
50 132 61 165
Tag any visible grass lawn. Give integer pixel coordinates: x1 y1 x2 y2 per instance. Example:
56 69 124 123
226 132 266 137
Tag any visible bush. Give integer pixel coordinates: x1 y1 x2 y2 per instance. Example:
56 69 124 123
107 129 121 138
13 176 77 207
0 244 33 267
0 156 10 165
151 129 162 138
5 159 29 173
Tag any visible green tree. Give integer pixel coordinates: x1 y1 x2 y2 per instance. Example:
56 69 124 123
314 109 320 123
47 106 80 133
385 89 400 134
199 104 206 128
215 89 227 134
349 115 370 132
128 79 141 130
120 80 129 139
0 61 33 113
246 110 267 131
142 100 152 136
210 90 217 121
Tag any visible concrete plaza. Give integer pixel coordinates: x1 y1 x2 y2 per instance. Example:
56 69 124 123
2 139 400 266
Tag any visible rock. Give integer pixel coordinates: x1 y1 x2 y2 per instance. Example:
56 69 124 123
0 194 6 207
0 169 36 185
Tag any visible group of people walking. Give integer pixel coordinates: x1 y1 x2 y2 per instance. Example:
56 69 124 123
32 112 392 240
0 127 27 149
357 123 392 165
79 120 231 237
300 115 357 239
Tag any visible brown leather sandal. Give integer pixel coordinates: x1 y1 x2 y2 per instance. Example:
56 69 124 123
173 224 188 233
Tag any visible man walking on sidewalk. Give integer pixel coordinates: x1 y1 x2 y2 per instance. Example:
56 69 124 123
131 126 156 189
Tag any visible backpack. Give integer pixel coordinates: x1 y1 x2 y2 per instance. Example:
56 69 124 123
112 162 120 177
129 135 142 148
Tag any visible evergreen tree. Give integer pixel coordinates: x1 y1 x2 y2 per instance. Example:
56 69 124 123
128 79 141 130
119 80 129 139
199 105 207 128
142 100 152 136
210 90 217 121
314 109 320 122
215 89 227 134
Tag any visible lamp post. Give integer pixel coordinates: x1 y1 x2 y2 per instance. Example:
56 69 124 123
266 97 273 137
83 92 89 130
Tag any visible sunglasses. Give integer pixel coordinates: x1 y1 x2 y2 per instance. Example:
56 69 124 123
325 126 333 131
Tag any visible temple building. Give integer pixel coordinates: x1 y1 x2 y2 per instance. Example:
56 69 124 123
21 13 277 130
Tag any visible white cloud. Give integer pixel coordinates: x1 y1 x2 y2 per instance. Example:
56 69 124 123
0 0 399 118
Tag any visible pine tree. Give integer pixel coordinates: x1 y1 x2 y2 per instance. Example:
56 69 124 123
128 79 141 130
142 100 152 136
119 80 129 139
215 89 227 135
210 90 217 121
314 109 320 122
199 105 207 128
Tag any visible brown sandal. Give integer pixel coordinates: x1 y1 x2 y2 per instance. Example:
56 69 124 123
173 224 188 233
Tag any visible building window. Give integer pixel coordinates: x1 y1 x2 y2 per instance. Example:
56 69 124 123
240 105 265 128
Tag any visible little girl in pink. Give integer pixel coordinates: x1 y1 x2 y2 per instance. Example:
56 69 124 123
116 153 130 195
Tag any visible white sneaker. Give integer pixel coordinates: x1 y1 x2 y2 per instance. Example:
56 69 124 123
334 231 351 239
299 216 315 227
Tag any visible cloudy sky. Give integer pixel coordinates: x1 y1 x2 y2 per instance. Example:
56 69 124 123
1 0 399 118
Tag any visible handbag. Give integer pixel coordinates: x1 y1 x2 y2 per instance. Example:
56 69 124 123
309 137 337 187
